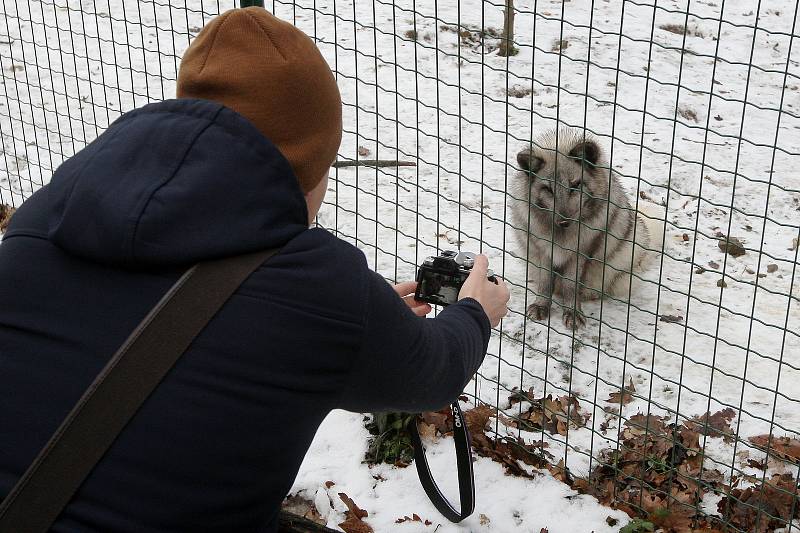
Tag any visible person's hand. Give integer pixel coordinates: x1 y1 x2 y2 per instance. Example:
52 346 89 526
393 281 432 317
458 255 509 327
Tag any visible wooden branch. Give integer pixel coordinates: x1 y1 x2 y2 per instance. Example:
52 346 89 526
332 159 416 168
498 0 517 57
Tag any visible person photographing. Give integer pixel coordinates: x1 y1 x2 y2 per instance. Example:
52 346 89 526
0 7 509 532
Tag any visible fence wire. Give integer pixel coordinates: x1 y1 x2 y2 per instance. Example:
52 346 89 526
2 1 799 531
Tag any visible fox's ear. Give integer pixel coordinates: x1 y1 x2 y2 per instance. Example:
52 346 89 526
517 149 545 175
568 140 601 167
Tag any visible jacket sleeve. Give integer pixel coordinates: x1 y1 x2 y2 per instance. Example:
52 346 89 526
339 270 491 413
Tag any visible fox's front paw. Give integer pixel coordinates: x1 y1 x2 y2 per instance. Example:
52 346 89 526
562 308 586 329
527 302 551 321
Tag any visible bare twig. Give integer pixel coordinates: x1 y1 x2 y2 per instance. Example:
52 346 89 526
332 159 416 168
681 137 727 146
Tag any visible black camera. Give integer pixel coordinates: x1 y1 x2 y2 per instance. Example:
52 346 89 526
415 251 496 306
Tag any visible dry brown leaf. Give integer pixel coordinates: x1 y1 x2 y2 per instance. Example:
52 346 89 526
623 413 670 438
606 379 636 405
513 394 589 436
339 516 374 533
395 514 432 525
0 204 14 233
462 404 551 479
548 459 573 485
417 421 437 442
749 434 800 464
685 408 736 443
463 404 495 435
338 492 372 533
718 473 799 533
338 493 368 519
420 409 452 435
507 387 536 407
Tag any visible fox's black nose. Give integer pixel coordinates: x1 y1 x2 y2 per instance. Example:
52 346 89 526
557 219 572 228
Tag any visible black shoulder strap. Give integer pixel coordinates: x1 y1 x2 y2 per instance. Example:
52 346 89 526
0 248 280 533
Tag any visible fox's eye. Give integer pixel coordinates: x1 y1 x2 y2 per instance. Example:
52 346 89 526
541 184 553 195
570 180 582 189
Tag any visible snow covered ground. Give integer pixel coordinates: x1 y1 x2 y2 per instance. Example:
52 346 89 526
2 0 799 531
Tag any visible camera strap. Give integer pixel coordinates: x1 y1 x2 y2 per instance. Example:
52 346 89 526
408 401 475 523
0 248 279 533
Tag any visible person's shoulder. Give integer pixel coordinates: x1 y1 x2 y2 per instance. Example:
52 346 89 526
251 227 372 322
302 227 369 269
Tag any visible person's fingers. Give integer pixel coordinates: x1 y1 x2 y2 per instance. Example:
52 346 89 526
497 277 511 301
469 254 488 275
393 280 419 298
400 293 431 316
410 303 432 317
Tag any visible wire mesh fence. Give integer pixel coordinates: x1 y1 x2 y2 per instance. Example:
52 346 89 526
2 0 799 531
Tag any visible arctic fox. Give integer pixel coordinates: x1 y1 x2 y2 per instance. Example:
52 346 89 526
509 128 664 328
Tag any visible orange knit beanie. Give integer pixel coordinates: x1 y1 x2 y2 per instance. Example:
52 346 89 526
177 7 342 193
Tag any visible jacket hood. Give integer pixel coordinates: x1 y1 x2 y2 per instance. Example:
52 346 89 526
47 99 310 267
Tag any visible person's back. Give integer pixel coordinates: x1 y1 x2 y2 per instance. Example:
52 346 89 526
0 8 508 532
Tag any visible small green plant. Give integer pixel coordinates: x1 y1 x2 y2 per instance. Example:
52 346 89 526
619 518 655 533
645 455 672 474
364 412 415 466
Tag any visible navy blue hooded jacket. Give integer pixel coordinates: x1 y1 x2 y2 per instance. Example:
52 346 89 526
0 99 491 532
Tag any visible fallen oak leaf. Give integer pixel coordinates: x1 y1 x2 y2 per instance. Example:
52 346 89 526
548 459 574 485
417 421 437 442
339 516 373 533
607 378 636 405
420 409 452 435
507 387 537 407
749 434 800 464
338 493 373 533
463 404 496 436
395 514 432 525
338 493 368 519
684 408 736 443
718 473 800 533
